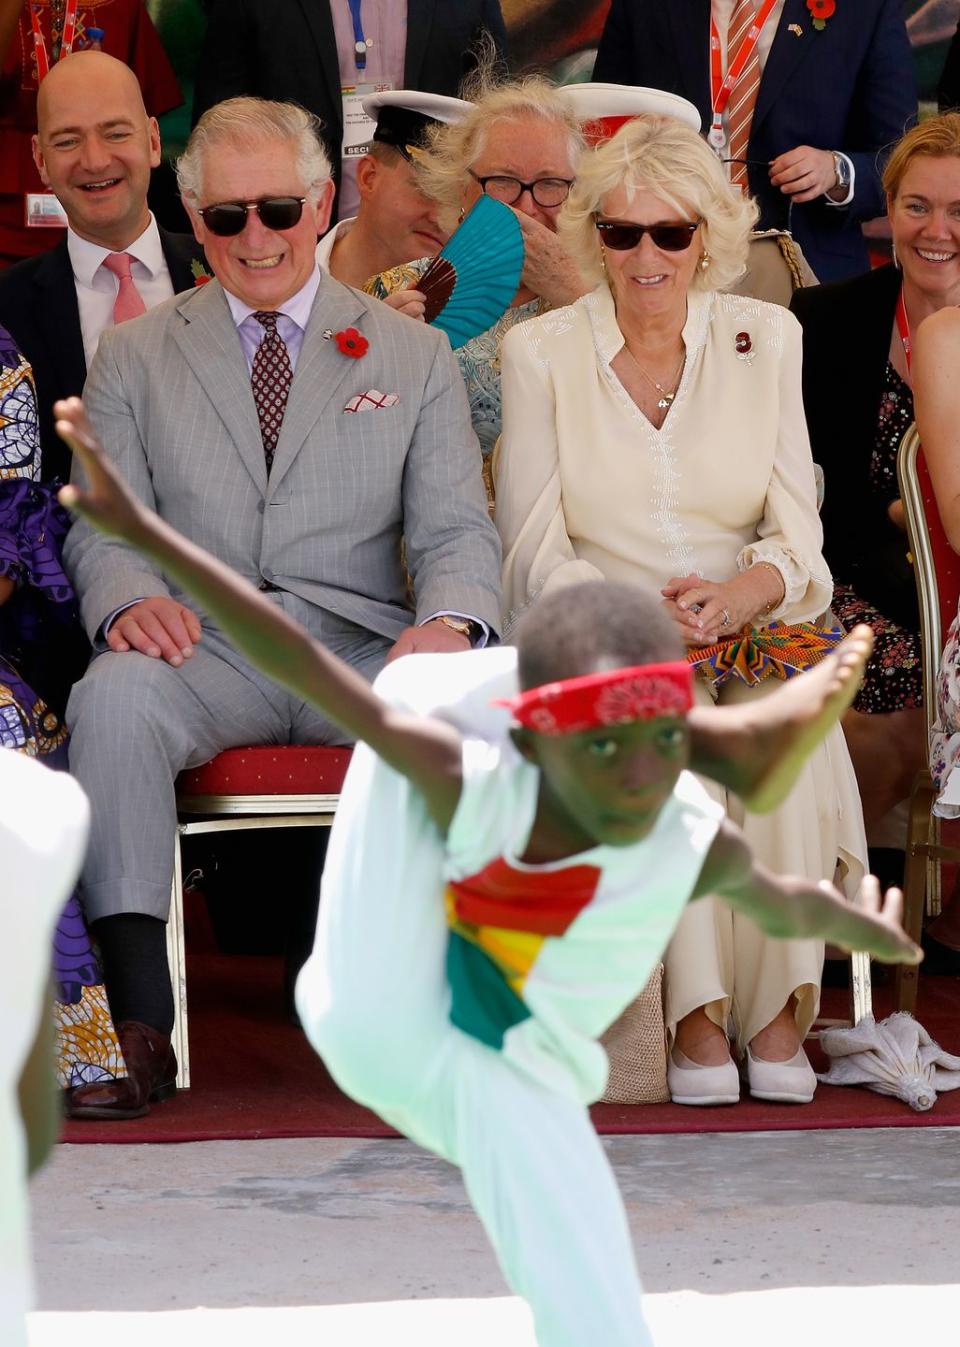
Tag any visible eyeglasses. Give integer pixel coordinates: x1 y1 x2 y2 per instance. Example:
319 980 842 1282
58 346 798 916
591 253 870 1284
196 196 307 237
594 216 702 252
468 169 574 208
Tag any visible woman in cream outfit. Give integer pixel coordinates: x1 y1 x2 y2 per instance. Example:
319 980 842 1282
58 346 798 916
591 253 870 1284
495 117 868 1106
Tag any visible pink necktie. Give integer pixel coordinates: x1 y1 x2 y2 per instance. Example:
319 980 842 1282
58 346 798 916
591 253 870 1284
101 251 147 324
727 0 761 192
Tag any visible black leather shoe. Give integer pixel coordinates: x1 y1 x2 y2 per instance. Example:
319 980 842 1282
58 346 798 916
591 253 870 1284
67 1020 177 1120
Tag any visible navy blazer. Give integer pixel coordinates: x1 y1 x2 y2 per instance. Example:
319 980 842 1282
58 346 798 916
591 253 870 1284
193 0 508 216
594 0 917 282
0 228 203 485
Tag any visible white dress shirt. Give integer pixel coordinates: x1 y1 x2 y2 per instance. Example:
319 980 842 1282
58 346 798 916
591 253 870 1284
67 214 175 368
315 217 356 272
709 0 854 204
223 265 323 372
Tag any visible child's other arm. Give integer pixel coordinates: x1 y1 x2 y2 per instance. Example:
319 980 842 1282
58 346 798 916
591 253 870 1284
694 819 922 966
55 398 464 830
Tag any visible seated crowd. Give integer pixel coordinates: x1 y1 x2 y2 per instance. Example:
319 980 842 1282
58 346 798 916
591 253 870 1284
2 1 957 1135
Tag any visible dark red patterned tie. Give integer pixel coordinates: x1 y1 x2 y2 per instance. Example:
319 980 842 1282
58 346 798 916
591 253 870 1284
250 310 293 471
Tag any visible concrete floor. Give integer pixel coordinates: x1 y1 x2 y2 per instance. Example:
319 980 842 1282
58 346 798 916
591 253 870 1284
27 1127 960 1345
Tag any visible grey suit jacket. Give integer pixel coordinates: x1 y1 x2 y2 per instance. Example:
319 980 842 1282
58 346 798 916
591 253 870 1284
64 272 502 645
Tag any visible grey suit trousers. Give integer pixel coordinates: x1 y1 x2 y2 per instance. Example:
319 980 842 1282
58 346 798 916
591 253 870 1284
67 608 392 922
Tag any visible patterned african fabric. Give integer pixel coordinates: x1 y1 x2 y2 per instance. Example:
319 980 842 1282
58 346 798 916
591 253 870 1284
829 361 921 715
931 607 960 817
0 325 125 1088
687 620 843 687
366 259 546 456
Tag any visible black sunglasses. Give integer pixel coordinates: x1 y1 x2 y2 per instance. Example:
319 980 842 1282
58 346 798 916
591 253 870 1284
197 196 307 237
594 216 702 252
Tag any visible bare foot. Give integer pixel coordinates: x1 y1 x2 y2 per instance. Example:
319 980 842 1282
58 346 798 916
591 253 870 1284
688 624 874 813
673 1007 732 1065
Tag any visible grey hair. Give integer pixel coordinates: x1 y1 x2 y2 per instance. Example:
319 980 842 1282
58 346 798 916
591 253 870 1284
559 116 758 294
416 73 585 217
176 97 332 203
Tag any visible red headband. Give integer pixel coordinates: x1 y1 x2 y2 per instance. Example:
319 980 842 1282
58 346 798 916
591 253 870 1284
497 662 694 736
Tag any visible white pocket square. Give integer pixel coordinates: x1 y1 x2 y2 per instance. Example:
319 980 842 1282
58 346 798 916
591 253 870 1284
344 389 400 413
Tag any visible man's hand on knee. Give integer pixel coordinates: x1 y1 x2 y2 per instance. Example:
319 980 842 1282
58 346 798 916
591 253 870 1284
107 597 202 666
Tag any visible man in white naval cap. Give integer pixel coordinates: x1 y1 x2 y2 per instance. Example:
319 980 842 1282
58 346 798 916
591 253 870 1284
317 90 470 293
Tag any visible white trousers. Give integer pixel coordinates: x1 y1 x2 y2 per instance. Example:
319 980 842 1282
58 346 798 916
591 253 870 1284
297 742 653 1347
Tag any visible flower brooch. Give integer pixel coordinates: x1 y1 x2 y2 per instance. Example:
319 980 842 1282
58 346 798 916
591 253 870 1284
735 331 754 365
191 259 212 286
806 0 835 30
322 327 369 358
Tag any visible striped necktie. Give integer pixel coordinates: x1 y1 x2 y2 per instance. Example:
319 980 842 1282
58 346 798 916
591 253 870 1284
726 0 761 192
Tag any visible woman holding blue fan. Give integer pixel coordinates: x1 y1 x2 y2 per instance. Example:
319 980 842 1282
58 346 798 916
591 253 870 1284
370 74 590 456
496 116 869 1108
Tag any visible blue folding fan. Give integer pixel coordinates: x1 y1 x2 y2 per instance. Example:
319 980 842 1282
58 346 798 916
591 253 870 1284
421 196 525 349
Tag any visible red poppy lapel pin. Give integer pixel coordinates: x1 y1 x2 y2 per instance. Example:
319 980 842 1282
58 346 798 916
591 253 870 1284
190 259 212 286
806 0 836 31
333 327 369 358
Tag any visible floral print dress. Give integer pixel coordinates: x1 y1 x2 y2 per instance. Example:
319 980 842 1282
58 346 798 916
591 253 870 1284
831 361 922 714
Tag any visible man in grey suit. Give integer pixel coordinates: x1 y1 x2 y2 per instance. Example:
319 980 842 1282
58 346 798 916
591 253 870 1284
64 97 501 1119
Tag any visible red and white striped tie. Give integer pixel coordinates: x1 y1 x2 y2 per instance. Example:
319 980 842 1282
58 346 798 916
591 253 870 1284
726 0 761 192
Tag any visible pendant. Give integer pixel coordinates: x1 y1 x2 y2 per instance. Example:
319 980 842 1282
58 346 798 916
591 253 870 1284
657 394 673 411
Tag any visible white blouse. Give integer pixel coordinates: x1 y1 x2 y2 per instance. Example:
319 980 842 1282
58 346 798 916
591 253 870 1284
495 283 832 634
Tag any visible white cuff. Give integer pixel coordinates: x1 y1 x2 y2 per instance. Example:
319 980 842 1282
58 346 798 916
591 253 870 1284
824 153 855 207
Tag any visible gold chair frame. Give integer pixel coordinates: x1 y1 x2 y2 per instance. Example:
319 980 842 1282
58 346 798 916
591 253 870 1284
168 786 343 1089
896 423 958 1014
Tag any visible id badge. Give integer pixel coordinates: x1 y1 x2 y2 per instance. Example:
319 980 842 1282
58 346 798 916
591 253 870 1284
341 81 392 159
25 192 68 227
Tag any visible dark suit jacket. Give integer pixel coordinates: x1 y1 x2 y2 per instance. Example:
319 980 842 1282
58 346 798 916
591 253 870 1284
192 0 507 213
594 0 917 282
790 264 917 630
0 228 203 484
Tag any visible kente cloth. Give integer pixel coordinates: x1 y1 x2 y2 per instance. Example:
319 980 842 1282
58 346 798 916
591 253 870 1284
251 311 294 470
100 251 147 324
687 620 844 687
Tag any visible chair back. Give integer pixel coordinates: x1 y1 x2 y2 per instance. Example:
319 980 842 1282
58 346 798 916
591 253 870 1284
896 423 960 738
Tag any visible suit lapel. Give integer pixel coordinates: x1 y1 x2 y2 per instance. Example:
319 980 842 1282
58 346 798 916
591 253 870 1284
295 0 342 133
159 226 204 294
668 0 711 107
404 0 436 90
752 0 819 139
267 276 368 495
34 241 87 393
171 281 269 494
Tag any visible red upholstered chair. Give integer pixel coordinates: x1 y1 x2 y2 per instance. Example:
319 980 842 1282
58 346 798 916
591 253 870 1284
897 425 960 1013
168 745 352 1086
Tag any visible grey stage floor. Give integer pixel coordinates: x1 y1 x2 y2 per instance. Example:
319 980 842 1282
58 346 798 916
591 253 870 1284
27 1127 960 1344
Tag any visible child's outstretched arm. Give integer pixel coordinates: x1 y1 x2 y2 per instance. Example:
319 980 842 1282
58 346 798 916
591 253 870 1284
55 398 464 829
694 818 922 966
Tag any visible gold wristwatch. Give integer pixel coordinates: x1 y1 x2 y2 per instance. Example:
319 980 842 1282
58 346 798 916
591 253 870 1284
437 615 481 644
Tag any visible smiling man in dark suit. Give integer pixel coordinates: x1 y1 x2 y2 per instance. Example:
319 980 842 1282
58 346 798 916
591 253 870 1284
192 0 507 222
0 50 203 485
594 0 917 282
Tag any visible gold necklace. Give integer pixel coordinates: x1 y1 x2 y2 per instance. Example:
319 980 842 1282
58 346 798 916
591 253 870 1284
621 344 686 411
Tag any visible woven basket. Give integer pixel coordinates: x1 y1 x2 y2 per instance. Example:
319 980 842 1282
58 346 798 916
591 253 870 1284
600 964 669 1104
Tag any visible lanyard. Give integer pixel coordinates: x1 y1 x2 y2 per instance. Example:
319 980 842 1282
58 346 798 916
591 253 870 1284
347 0 367 72
895 288 912 375
30 0 80 82
708 0 780 150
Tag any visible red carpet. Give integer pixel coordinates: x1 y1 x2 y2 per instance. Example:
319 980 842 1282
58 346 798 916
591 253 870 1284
61 955 960 1144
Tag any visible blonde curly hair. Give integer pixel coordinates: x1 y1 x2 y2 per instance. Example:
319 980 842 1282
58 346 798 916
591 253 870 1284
415 73 585 220
559 117 758 294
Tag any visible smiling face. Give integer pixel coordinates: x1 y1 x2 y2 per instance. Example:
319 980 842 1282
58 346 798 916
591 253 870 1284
33 51 160 250
597 184 703 321
463 114 577 233
519 716 690 850
888 155 960 306
188 138 334 308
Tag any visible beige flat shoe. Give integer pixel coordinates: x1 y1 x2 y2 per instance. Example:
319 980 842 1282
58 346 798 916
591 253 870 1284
743 1044 816 1104
667 1047 740 1106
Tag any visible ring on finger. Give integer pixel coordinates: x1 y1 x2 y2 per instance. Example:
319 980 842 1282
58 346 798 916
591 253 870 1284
720 607 731 629
689 602 703 615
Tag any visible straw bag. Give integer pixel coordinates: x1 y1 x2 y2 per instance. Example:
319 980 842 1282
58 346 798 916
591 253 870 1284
600 964 669 1104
